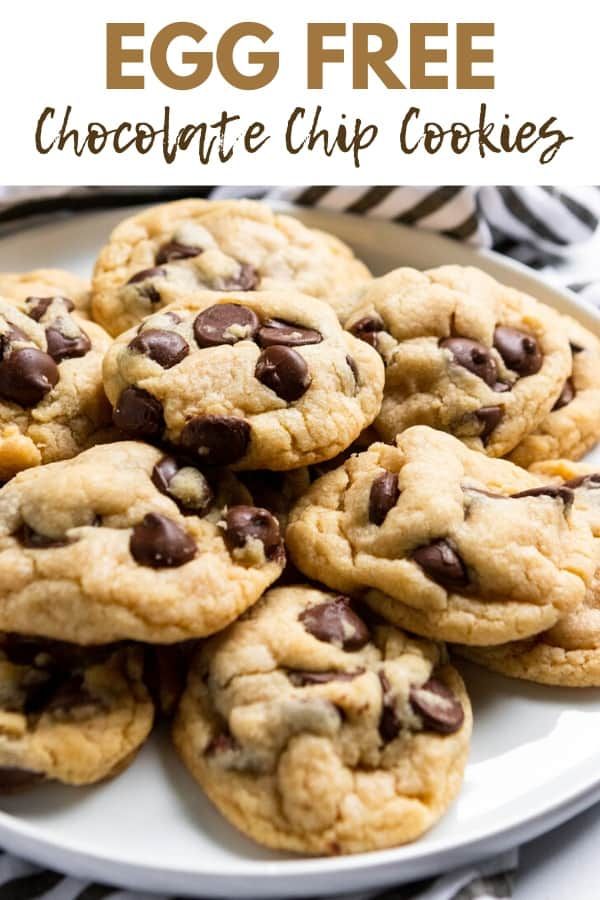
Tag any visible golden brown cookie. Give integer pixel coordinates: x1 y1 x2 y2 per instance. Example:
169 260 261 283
0 441 285 644
91 199 371 335
173 585 471 854
0 269 91 318
286 427 596 645
346 266 571 457
508 316 600 466
457 460 600 684
102 292 384 470
0 297 111 480
0 637 153 788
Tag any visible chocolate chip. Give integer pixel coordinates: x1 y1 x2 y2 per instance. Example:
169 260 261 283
223 505 282 560
151 456 179 493
113 387 164 439
257 319 323 348
156 241 202 265
511 485 574 509
128 328 189 369
369 471 400 525
151 455 213 515
130 513 196 568
563 473 600 490
493 326 543 377
193 303 260 348
349 314 385 348
0 325 29 360
255 346 311 402
16 524 70 549
409 677 464 734
127 267 167 285
0 768 45 792
440 337 498 387
26 296 74 321
378 672 400 743
180 415 250 465
299 596 370 650
0 348 59 407
570 341 584 355
346 355 360 390
475 405 503 444
412 539 469 591
222 263 259 291
288 669 363 686
45 326 91 362
552 377 575 411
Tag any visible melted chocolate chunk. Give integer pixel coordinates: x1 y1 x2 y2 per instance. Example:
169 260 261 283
0 348 59 407
15 524 71 549
130 513 196 568
193 303 259 348
378 672 400 743
257 319 322 348
409 677 464 734
563 473 600 490
440 337 498 387
511 485 574 509
45 326 91 362
412 539 469 591
128 329 189 369
299 596 370 650
255 345 311 402
151 456 213 516
493 326 543 377
180 415 251 465
221 263 259 291
349 314 385 349
26 296 74 321
223 505 282 560
552 377 575 411
368 471 400 525
156 241 203 265
112 387 165 439
475 405 503 444
127 267 167 285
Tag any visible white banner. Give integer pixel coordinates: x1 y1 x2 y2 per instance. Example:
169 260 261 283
0 0 597 184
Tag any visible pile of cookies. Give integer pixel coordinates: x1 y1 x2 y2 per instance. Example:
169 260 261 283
0 198 598 855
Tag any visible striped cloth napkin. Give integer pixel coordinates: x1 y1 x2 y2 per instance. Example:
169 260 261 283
0 184 597 900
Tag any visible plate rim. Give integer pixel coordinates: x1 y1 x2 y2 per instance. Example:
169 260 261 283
0 202 599 896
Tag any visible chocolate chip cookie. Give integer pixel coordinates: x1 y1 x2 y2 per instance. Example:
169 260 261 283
458 460 600 684
346 265 572 457
0 441 285 644
286 426 596 645
102 292 384 470
0 297 112 480
0 268 91 318
507 315 600 467
91 199 371 336
0 637 153 788
173 585 471 855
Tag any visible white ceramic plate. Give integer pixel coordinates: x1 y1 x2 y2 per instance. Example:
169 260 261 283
0 205 599 898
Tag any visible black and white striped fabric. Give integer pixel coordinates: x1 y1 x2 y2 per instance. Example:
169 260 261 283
0 847 517 900
0 184 596 899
